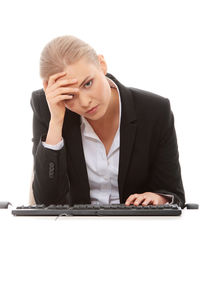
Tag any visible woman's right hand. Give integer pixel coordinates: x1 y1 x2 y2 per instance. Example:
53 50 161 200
43 71 79 125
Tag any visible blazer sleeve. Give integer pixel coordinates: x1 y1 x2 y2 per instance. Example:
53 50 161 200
30 91 70 206
146 98 186 208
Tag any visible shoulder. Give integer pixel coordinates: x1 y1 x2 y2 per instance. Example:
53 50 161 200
30 88 50 120
128 86 171 122
129 86 170 110
30 88 46 109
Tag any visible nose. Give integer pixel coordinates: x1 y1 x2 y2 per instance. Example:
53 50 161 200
78 94 92 109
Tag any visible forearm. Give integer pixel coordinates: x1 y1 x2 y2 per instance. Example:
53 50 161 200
31 91 70 205
33 136 70 206
146 100 185 208
45 120 63 145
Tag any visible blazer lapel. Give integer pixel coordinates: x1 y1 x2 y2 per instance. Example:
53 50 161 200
62 110 91 204
118 104 137 203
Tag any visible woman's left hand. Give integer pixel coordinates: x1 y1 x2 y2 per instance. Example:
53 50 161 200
125 192 169 206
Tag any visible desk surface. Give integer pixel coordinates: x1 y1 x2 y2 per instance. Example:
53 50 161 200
0 208 199 300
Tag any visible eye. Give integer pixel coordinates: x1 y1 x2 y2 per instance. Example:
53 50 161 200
84 79 93 88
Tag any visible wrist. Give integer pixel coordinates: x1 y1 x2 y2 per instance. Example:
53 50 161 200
45 120 63 145
158 195 169 204
49 119 63 128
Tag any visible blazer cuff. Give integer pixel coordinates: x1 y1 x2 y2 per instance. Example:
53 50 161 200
42 137 64 150
155 192 174 204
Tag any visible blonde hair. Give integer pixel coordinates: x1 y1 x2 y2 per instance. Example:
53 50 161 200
40 35 100 81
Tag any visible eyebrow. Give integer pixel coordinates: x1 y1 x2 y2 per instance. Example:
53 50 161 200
79 76 91 88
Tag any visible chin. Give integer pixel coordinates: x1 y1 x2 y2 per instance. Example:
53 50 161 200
86 114 100 121
88 107 106 121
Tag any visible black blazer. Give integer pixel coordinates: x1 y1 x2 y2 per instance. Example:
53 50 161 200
31 72 185 208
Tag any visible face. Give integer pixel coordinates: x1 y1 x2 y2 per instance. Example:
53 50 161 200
59 55 113 122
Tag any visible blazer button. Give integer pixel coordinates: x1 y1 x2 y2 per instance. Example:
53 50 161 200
49 162 55 178
49 162 54 168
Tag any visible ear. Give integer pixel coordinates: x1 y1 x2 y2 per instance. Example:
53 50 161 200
97 54 107 75
43 80 48 92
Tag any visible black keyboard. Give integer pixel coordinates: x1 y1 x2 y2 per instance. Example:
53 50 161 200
11 203 182 216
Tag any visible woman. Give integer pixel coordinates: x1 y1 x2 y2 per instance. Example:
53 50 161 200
30 35 185 207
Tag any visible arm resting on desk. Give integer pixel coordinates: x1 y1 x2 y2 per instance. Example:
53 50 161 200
146 99 185 208
32 136 70 206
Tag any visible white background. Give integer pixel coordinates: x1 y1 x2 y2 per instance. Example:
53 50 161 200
0 0 199 299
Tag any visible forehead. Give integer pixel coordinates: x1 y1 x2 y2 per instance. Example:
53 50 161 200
63 58 98 79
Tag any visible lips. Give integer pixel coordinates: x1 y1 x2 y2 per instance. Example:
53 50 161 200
86 105 98 113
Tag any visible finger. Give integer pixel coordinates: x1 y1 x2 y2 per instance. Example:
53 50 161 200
55 78 78 87
142 198 153 206
125 194 139 206
48 71 67 86
55 87 79 97
46 79 78 95
47 86 79 103
50 94 75 104
152 199 159 206
133 196 146 206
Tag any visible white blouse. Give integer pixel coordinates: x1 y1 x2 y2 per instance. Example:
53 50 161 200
80 77 121 205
